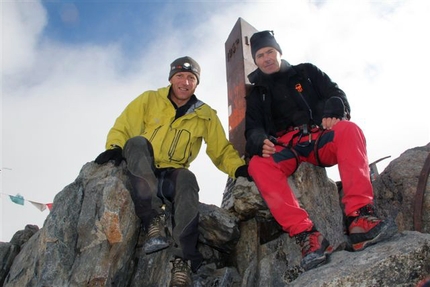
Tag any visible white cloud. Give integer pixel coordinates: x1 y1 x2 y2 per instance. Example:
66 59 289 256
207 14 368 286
2 0 430 241
2 1 47 74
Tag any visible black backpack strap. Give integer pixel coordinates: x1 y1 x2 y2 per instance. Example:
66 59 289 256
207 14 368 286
287 64 317 125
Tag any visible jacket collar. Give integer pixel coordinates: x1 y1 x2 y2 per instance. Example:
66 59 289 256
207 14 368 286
163 85 208 118
247 60 295 85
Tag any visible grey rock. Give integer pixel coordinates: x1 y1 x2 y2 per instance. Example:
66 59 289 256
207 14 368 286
373 143 430 233
0 243 19 286
288 231 430 287
1 143 430 287
9 224 39 249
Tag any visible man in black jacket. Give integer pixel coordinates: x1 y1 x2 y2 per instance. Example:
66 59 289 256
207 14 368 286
245 30 396 271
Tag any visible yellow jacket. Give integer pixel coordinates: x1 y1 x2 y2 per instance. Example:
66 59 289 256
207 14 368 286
106 86 245 178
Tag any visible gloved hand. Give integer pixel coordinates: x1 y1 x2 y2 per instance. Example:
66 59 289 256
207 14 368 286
322 97 346 119
235 165 252 181
95 147 124 166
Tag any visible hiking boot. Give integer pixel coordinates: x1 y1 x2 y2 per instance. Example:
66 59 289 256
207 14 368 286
295 226 333 271
347 204 397 251
143 214 170 254
169 257 192 287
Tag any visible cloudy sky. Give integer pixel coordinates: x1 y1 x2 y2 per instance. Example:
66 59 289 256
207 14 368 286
1 0 429 242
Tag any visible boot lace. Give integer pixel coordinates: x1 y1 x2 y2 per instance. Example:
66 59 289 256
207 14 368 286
295 229 321 256
348 204 381 233
147 214 165 239
170 258 192 287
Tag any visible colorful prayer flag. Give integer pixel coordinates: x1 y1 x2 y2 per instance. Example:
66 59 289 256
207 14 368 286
3 192 52 212
29 200 47 211
9 194 24 205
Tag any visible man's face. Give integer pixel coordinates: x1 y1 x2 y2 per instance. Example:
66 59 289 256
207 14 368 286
169 72 198 107
254 47 282 75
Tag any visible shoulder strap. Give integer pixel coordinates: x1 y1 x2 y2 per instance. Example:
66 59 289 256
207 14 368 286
288 65 316 124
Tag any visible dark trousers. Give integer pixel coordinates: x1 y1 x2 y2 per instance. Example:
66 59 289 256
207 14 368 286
123 136 203 271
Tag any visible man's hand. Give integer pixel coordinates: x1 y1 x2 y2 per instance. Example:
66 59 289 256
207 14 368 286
322 117 341 130
235 165 253 181
322 97 346 120
322 96 348 129
262 138 276 158
94 147 124 166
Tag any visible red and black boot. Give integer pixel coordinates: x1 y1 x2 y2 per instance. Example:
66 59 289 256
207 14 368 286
295 226 333 271
347 204 397 251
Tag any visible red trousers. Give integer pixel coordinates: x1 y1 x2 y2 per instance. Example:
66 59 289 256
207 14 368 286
248 121 374 236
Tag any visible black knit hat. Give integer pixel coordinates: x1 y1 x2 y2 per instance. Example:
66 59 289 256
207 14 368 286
168 56 201 84
250 30 282 61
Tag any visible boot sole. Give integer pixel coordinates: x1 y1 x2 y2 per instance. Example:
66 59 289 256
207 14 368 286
144 237 170 254
301 253 328 271
301 245 333 271
351 219 397 251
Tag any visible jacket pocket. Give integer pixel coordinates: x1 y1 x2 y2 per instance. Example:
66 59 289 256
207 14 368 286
168 129 191 162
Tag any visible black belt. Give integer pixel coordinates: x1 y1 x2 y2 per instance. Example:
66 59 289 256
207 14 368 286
276 124 319 137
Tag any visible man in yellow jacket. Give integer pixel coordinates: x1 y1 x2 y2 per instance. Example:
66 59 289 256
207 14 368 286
95 56 248 287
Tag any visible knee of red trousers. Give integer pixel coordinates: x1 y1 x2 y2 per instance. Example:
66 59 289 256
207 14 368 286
249 155 280 183
332 120 362 132
248 156 263 178
249 154 297 178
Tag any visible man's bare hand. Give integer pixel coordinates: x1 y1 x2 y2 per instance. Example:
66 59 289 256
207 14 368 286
262 138 276 157
322 117 341 130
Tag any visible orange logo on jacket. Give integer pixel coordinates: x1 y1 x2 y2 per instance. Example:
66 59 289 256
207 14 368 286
295 83 303 93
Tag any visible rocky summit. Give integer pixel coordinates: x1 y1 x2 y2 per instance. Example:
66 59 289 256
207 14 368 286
1 143 430 286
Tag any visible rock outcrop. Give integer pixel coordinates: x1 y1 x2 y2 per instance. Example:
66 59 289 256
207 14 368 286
1 143 430 286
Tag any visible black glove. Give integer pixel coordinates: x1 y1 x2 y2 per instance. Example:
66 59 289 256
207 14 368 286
95 147 124 166
235 165 252 181
322 97 346 119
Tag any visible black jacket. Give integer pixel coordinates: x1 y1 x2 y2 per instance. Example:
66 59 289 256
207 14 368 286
245 60 350 157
